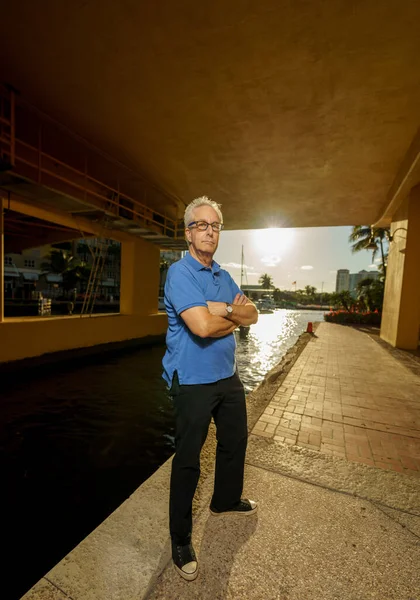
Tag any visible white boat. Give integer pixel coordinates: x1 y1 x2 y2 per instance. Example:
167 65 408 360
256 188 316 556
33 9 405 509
256 298 275 314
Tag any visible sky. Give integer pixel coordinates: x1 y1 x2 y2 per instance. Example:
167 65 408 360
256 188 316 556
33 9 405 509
213 226 381 293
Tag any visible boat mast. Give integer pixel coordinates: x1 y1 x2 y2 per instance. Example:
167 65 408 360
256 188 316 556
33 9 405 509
241 245 244 289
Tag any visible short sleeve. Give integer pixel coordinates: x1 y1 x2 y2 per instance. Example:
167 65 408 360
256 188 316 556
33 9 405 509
228 275 243 300
166 266 208 315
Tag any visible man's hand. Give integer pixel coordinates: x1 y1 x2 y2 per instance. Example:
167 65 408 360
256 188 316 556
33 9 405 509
211 293 258 326
207 294 249 317
233 293 248 306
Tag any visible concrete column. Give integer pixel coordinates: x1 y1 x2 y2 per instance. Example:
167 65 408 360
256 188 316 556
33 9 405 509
380 186 420 349
0 196 4 323
120 237 160 315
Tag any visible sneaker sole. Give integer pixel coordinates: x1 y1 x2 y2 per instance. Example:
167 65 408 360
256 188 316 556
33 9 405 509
173 562 199 581
209 504 258 517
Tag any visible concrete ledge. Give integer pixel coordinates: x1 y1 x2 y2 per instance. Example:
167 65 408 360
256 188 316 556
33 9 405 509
22 458 173 600
148 463 420 600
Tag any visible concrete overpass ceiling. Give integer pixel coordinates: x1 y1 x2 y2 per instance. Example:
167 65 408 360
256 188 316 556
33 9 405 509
1 0 420 229
4 210 86 254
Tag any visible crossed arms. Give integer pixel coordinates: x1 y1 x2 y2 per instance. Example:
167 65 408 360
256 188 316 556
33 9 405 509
180 293 258 339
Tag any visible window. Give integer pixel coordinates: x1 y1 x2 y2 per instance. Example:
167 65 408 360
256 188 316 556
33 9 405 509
24 259 36 268
4 256 13 265
107 271 114 279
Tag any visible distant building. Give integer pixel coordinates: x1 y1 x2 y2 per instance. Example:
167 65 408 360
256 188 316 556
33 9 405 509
349 269 379 296
335 269 350 292
3 246 48 300
4 239 122 301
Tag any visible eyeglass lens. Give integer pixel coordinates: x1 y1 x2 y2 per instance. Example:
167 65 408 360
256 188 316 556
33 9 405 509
196 221 223 232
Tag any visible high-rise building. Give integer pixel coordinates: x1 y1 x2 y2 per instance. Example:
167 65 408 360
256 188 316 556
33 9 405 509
349 269 379 295
335 269 350 292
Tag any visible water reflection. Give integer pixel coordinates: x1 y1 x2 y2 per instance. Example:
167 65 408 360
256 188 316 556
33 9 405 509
236 309 322 392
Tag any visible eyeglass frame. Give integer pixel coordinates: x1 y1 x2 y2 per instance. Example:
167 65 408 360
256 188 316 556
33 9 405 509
187 220 224 232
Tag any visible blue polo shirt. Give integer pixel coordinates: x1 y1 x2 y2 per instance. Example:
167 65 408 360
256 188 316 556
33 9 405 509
162 252 242 386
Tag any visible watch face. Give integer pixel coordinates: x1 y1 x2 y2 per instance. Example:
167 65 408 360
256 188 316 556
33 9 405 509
227 305 233 313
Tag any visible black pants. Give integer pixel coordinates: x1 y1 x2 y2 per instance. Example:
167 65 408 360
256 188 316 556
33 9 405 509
169 371 248 544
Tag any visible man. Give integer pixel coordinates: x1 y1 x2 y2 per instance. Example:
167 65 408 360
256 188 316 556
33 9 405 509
162 196 259 581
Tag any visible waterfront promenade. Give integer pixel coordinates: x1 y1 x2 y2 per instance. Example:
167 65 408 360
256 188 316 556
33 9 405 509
252 322 420 474
23 323 420 600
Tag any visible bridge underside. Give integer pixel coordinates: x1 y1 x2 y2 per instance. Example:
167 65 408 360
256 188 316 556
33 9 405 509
1 0 420 230
1 0 420 360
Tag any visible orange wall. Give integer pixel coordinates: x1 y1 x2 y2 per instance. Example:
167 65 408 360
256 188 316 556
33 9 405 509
0 313 167 363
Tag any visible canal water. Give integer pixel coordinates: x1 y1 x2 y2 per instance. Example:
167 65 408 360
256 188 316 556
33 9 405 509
1 309 322 599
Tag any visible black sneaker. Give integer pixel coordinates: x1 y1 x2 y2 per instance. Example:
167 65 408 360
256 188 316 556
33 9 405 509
172 540 198 581
209 498 258 517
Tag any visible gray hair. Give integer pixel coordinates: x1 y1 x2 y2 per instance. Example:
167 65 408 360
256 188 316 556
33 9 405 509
184 196 223 228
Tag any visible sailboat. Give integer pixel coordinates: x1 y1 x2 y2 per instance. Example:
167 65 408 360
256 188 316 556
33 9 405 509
239 245 250 337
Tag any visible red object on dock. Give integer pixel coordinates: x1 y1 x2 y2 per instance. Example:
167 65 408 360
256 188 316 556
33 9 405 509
306 322 313 333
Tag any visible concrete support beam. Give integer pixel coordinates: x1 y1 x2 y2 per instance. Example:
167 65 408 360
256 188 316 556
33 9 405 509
380 186 420 349
8 194 133 244
120 238 160 315
375 129 420 227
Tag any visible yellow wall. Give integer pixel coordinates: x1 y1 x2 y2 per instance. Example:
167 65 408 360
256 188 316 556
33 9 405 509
380 186 420 349
120 238 160 315
0 313 167 363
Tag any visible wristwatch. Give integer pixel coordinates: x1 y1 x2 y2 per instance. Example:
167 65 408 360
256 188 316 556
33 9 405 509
225 302 233 317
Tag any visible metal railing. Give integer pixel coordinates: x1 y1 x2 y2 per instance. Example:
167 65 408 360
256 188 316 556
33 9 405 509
0 85 184 241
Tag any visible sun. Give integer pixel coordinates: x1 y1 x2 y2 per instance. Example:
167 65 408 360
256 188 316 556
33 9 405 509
252 228 295 260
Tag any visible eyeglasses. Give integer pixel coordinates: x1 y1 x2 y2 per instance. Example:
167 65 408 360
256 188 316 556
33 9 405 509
187 221 224 232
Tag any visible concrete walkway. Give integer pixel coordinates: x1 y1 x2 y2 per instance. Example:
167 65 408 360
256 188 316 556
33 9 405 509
22 323 420 600
252 322 420 474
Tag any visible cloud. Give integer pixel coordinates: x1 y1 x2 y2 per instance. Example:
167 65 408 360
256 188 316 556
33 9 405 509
368 264 378 270
261 255 281 267
221 262 255 270
300 265 313 270
374 257 382 264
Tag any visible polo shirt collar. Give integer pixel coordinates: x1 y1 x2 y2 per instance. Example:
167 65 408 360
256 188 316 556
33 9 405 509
185 252 220 273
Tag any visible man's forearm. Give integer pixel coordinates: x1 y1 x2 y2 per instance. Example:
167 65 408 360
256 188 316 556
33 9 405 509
228 303 258 326
203 314 238 338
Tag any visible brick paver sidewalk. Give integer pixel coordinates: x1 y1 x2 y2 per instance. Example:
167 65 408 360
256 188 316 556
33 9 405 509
252 322 420 475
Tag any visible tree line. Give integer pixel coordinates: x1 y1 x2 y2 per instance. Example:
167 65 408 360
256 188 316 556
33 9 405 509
257 225 390 312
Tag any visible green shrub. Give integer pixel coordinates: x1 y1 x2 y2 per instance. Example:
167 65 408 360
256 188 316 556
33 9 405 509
324 310 381 326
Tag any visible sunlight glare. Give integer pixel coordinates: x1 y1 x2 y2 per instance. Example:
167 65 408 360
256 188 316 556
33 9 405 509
252 228 295 260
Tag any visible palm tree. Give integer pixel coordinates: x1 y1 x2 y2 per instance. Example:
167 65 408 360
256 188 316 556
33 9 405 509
356 278 384 312
41 249 90 294
349 226 390 278
258 273 274 288
304 285 317 302
330 290 354 312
